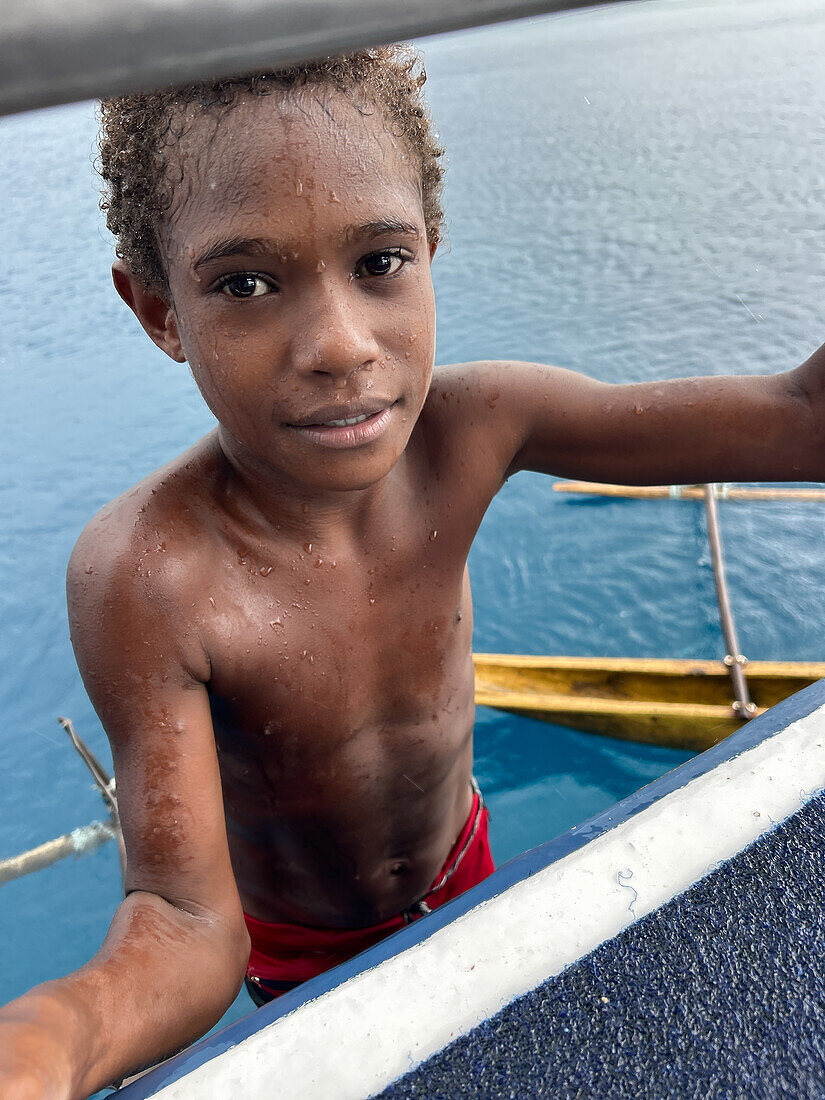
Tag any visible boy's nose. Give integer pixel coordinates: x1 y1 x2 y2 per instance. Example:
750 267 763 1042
292 287 382 383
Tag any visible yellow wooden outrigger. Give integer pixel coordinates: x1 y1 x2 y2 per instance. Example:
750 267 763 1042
473 653 825 753
474 480 825 753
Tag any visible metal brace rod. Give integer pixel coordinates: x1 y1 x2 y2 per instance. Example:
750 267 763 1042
703 483 756 720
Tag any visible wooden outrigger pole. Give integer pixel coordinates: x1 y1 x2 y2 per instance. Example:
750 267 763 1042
0 821 118 887
553 480 825 502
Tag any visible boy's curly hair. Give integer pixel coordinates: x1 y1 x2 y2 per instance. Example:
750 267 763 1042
97 45 445 292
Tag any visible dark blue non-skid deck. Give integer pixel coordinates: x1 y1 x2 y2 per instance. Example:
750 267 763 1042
379 788 825 1099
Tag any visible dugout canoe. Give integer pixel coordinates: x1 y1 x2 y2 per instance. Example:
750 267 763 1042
472 653 825 752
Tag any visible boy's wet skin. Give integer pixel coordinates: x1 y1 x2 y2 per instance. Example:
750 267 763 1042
75 90 505 928
75 89 823 935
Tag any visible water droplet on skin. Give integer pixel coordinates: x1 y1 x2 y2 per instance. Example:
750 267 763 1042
259 565 272 577
269 617 282 628
304 578 311 585
303 542 312 553
429 530 438 541
316 260 326 273
296 179 303 195
85 565 93 574
634 404 644 415
301 503 310 514
369 597 376 605
209 597 216 609
314 558 323 568
329 191 340 203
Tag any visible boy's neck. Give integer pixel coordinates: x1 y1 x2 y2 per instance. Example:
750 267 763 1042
213 427 401 546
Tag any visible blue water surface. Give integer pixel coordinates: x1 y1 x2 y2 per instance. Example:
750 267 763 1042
1 0 825 1078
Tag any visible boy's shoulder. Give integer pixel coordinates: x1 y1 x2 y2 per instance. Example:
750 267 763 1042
426 361 507 403
424 359 560 418
68 434 223 628
421 359 554 464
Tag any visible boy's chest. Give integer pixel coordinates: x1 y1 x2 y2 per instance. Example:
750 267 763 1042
199 520 474 740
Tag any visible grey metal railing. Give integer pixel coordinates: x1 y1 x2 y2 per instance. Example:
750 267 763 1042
1 0 635 117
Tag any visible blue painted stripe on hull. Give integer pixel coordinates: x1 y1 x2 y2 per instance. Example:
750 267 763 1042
117 678 825 1097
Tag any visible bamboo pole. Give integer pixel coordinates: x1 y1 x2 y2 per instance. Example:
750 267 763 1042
553 481 825 502
702 484 755 719
0 822 117 886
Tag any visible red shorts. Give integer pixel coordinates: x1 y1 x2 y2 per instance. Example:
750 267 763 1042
244 785 494 1003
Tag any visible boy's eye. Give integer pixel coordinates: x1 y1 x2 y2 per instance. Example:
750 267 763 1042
217 273 274 299
356 250 408 278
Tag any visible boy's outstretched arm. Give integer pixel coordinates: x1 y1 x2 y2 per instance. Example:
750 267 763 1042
460 342 825 485
0 521 250 1100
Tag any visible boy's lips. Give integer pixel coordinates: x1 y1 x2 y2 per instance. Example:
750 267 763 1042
286 401 397 449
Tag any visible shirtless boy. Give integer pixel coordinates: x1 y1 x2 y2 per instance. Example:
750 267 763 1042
1 45 823 1099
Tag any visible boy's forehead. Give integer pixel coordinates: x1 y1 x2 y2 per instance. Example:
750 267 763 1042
164 89 424 251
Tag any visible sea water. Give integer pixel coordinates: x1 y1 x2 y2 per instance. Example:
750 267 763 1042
1 0 824 1065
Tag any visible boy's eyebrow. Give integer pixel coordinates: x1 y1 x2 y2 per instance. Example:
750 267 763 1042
349 219 422 240
192 220 421 270
193 236 276 269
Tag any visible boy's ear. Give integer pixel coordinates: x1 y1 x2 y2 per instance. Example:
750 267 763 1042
112 261 186 363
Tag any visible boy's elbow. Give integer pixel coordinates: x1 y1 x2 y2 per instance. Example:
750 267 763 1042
138 892 250 1021
782 366 825 474
201 911 251 1010
226 916 252 991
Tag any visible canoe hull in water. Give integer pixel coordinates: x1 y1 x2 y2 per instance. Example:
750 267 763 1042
473 654 825 752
